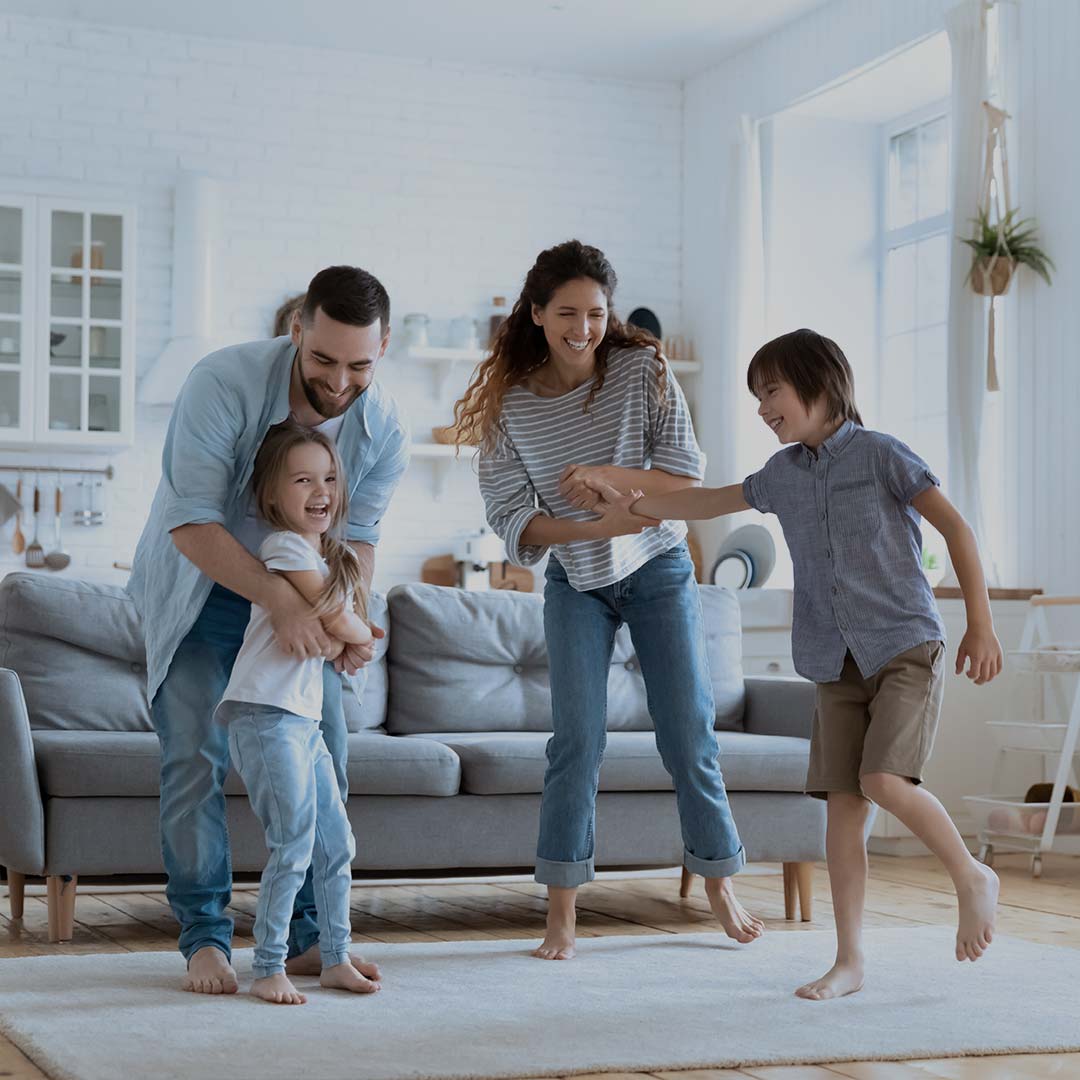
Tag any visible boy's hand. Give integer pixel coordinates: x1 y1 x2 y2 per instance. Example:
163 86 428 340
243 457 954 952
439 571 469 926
955 625 1003 685
559 464 609 510
594 486 660 537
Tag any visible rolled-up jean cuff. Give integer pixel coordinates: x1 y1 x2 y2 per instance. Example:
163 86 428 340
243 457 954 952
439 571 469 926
684 843 746 879
320 949 351 970
535 855 594 888
183 938 232 965
251 964 286 979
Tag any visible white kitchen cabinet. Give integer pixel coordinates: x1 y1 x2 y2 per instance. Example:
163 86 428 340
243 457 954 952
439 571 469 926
0 194 136 449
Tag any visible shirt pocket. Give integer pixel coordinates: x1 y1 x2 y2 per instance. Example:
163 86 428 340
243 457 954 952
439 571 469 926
829 477 882 535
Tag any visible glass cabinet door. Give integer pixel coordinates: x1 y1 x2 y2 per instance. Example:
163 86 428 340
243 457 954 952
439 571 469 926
0 197 34 440
42 204 128 438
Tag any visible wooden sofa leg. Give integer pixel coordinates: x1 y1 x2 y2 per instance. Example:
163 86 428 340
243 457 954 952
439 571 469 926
782 862 797 920
47 875 77 942
795 861 813 922
8 871 25 920
679 866 694 898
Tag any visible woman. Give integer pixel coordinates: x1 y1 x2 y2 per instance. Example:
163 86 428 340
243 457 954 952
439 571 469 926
453 240 763 960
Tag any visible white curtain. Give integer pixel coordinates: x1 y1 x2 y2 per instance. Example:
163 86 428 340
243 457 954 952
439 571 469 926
945 0 997 584
699 114 768 571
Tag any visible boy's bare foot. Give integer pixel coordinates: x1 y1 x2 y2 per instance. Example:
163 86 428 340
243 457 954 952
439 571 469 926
795 958 864 1001
252 972 306 1005
286 943 381 982
956 861 999 961
182 945 238 995
320 961 381 994
704 876 765 943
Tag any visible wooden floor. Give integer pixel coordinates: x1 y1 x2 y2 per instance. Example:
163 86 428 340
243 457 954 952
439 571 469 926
2 853 1079 1080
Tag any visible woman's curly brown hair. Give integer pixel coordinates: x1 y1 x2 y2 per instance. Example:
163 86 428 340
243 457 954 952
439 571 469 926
452 240 666 452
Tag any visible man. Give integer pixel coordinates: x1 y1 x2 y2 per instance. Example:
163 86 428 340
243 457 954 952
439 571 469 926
128 265 409 994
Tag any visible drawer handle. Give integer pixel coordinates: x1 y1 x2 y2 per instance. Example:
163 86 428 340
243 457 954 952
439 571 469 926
767 661 781 673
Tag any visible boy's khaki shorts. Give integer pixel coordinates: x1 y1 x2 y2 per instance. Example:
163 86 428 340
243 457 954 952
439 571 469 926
806 641 945 800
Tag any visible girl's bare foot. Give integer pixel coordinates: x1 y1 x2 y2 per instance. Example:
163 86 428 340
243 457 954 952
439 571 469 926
182 945 238 995
286 943 381 982
795 958 864 1000
252 972 306 1005
704 876 765 943
956 861 999 962
320 961 380 994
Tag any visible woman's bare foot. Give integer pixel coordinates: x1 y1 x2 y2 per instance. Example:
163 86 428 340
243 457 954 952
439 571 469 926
252 972 306 1005
704 876 765 943
955 861 999 962
182 945 238 995
795 958 864 1001
534 888 577 960
320 961 381 994
286 943 381 982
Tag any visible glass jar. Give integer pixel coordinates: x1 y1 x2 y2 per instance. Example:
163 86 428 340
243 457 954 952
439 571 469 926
403 313 429 348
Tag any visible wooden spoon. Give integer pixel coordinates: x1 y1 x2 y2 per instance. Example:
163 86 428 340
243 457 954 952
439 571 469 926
11 474 25 555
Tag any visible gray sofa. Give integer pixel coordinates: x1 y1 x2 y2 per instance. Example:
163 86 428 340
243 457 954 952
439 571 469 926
0 572 824 941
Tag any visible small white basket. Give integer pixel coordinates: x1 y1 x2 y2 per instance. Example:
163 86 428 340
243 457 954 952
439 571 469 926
1009 645 1080 673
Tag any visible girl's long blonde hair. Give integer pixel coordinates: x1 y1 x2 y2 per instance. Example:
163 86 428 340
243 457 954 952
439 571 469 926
452 239 666 452
252 421 367 620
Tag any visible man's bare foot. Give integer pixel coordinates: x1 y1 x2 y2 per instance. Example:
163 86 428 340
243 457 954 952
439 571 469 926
181 946 238 995
286 943 381 981
252 972 306 1005
795 959 864 1001
704 876 765 943
956 861 999 962
320 961 381 994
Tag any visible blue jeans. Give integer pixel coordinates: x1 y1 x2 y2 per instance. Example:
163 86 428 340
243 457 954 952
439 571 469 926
224 704 355 978
537 542 746 888
150 584 349 963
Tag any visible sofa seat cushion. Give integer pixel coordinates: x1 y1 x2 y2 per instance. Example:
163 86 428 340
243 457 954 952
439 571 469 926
408 730 810 796
33 730 461 798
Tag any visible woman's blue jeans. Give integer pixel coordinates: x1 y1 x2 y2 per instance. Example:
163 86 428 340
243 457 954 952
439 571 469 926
150 584 350 963
537 542 745 888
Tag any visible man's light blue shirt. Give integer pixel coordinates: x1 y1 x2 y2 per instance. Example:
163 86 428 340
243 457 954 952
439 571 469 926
128 336 410 701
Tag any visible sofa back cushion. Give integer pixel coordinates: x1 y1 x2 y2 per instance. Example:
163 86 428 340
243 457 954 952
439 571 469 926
0 573 390 733
385 582 745 735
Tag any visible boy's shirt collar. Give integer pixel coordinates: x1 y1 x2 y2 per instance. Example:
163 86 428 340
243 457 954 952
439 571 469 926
801 418 857 463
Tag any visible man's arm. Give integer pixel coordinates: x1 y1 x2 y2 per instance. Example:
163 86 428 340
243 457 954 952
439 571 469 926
171 523 333 659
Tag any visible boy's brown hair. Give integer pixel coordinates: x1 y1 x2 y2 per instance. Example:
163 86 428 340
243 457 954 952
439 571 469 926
747 328 863 426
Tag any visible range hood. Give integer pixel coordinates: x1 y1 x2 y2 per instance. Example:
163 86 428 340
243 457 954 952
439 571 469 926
138 172 228 405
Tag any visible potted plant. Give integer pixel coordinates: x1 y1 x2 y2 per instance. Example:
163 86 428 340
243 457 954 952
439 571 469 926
961 207 1055 296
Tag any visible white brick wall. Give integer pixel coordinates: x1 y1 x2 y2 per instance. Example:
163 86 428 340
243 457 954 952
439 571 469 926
0 13 683 590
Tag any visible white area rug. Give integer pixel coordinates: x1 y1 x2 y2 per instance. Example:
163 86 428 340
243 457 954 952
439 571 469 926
2 927 1078 1080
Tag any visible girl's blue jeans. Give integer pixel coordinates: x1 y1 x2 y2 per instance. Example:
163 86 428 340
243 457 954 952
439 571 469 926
224 703 356 979
537 542 745 888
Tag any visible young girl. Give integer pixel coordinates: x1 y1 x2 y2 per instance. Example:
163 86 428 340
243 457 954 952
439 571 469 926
453 239 764 961
216 421 378 1005
591 328 1002 999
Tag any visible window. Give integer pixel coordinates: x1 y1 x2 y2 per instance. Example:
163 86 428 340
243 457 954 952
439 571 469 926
878 106 950 572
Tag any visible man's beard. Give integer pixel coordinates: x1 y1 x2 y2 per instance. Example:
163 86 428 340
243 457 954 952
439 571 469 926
300 366 360 419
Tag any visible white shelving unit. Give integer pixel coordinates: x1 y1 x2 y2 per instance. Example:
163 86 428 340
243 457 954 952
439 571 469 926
964 595 1080 877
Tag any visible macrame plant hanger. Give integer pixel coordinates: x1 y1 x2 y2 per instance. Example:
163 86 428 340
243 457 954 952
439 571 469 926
974 100 1012 392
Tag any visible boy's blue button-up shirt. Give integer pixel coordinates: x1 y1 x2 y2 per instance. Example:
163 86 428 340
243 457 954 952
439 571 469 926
128 336 409 701
742 420 945 683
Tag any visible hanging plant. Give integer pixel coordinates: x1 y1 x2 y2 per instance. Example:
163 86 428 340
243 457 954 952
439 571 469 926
961 207 1055 296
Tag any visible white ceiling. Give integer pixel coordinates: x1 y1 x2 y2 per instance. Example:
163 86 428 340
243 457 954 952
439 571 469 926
787 32 950 122
4 0 833 82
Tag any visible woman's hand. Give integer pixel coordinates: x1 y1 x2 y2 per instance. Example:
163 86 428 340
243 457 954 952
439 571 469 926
593 485 660 538
559 464 611 510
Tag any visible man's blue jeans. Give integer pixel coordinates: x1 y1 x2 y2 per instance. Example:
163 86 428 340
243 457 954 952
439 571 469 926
150 584 348 963
537 542 746 888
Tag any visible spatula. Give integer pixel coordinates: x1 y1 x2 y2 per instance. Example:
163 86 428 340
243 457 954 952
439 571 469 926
25 475 45 568
45 474 71 571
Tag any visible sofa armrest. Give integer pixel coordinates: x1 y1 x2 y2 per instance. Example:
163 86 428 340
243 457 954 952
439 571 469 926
0 668 45 875
742 675 815 740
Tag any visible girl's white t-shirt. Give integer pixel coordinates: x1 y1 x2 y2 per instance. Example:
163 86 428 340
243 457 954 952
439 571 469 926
217 530 329 722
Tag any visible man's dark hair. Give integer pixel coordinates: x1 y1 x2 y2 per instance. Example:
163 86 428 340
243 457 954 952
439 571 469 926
301 266 390 332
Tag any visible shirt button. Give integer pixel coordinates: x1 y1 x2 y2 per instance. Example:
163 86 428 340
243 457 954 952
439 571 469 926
624 660 636 671
130 662 143 673
831 586 838 595
513 664 524 674
826 549 832 559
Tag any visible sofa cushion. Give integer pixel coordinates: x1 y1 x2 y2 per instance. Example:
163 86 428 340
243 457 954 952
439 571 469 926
0 574 151 732
386 582 745 735
409 730 810 795
0 573 388 733
32 729 461 798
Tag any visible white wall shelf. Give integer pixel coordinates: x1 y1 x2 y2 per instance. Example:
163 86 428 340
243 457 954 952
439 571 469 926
409 440 476 500
403 345 488 399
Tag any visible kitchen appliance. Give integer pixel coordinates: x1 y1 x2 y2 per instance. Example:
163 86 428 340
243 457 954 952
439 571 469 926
451 527 507 591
